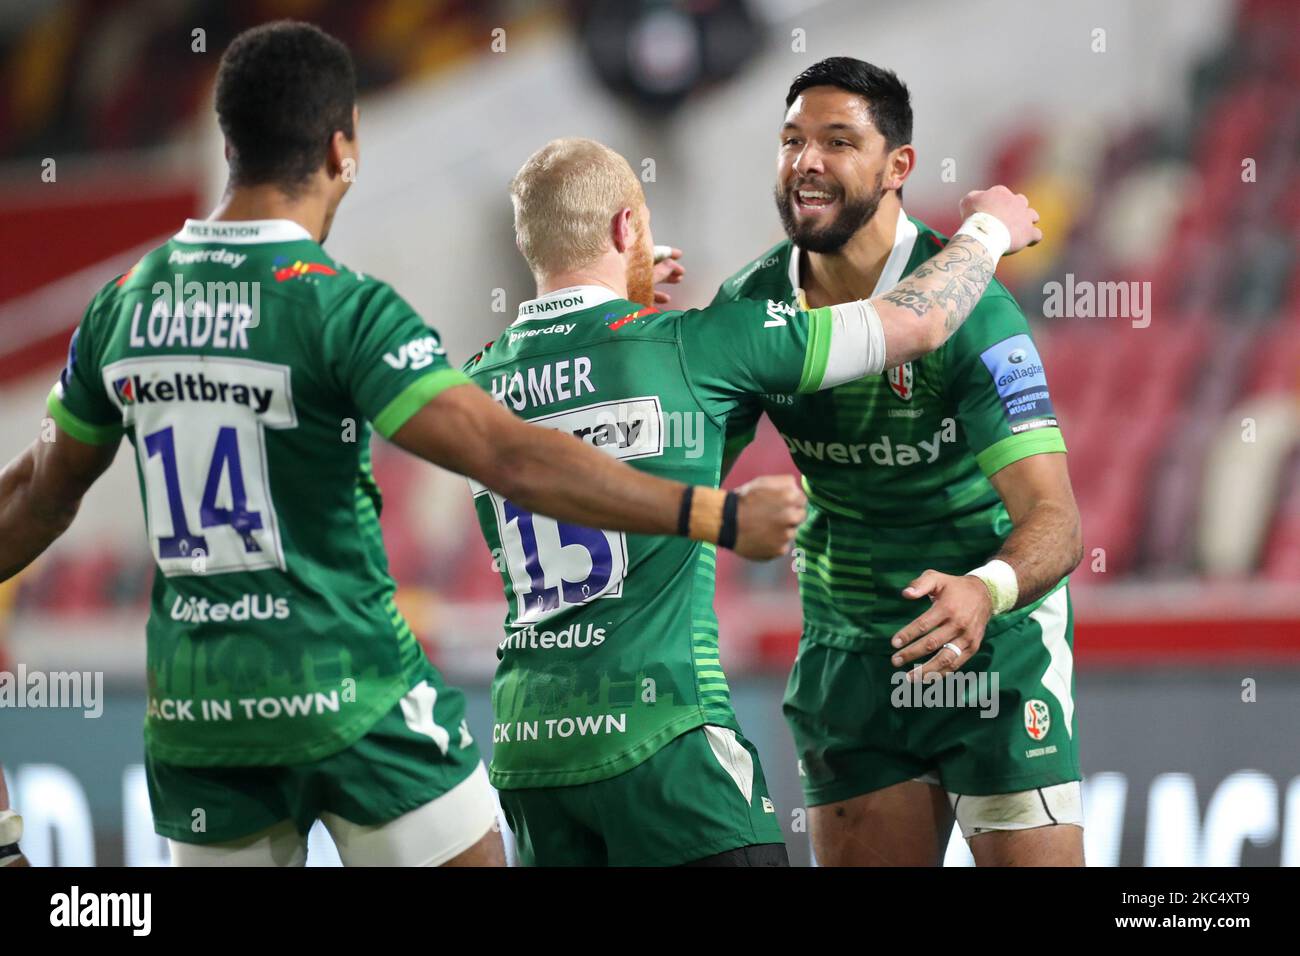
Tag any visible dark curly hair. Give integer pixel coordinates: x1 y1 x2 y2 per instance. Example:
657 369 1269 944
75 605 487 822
215 20 356 192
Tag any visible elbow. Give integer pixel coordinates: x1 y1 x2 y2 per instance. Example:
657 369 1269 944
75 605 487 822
482 434 546 506
482 455 529 504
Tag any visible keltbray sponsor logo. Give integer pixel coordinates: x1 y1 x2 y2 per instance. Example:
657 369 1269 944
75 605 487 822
110 370 274 414
168 593 290 624
507 322 575 345
779 417 957 467
498 622 607 654
382 334 445 370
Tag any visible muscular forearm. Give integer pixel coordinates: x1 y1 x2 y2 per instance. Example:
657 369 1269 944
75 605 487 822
992 500 1083 608
496 427 685 535
0 444 79 583
873 234 996 366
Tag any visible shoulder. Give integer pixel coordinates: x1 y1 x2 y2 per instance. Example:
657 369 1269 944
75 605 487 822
462 337 500 375
714 240 795 302
311 259 422 329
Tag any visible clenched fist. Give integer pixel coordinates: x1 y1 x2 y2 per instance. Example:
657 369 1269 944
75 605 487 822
960 185 1043 254
732 474 807 560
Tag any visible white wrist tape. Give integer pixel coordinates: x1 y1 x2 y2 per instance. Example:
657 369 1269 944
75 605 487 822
967 559 1018 615
0 809 22 846
954 212 1012 260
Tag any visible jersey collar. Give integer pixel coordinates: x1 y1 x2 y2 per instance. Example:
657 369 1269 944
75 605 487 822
174 219 314 244
512 285 621 325
788 207 919 308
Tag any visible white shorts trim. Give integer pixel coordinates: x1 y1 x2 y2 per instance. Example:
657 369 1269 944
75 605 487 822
169 762 497 867
169 819 308 867
322 761 497 866
949 781 1083 839
703 725 755 804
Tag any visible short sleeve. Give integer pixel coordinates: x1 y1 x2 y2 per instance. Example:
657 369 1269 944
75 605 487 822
322 281 470 438
46 298 124 446
677 298 833 401
945 293 1066 477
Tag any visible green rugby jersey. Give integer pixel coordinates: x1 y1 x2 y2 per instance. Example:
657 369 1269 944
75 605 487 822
462 285 835 789
48 219 470 766
713 210 1068 651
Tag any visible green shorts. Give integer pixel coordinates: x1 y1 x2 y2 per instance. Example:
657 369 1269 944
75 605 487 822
499 725 784 866
784 586 1080 806
147 672 482 845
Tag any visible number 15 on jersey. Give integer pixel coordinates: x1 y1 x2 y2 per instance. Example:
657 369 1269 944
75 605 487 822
478 489 628 627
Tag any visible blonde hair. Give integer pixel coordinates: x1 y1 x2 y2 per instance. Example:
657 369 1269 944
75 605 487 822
510 138 644 277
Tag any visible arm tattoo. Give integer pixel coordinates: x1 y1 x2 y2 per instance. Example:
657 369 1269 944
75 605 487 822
879 235 995 334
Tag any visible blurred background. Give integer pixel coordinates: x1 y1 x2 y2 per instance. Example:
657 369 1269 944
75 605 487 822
0 0 1297 866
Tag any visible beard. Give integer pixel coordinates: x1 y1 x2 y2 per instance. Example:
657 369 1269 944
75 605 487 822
774 170 886 253
626 222 656 308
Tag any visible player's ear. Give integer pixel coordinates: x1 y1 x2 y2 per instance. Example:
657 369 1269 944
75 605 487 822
886 144 915 192
611 207 634 254
328 129 356 180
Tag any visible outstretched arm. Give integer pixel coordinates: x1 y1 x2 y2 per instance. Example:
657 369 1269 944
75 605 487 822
390 382 805 560
873 186 1041 366
796 187 1042 394
0 429 119 583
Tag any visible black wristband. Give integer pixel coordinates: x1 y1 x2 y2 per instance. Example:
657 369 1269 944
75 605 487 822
717 491 740 550
0 842 20 861
677 486 694 537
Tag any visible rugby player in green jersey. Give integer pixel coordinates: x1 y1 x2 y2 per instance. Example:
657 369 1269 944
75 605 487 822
462 137 1042 866
0 22 808 867
715 58 1085 866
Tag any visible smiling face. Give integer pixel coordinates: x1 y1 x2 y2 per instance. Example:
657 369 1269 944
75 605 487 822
774 86 893 253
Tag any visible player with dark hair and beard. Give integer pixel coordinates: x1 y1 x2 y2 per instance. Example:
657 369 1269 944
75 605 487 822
715 56 1087 866
461 136 1044 866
